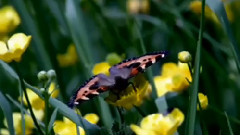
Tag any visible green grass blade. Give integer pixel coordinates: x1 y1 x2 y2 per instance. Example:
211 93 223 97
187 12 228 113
206 0 240 72
6 94 45 127
155 97 168 113
44 0 70 35
49 98 100 135
185 0 205 134
65 0 114 129
48 108 58 134
65 0 93 75
24 81 44 99
133 18 159 99
10 0 52 69
224 112 234 135
0 91 15 135
0 60 19 80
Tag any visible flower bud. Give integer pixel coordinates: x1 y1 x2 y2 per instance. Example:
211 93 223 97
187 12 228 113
106 53 122 66
47 69 56 80
178 51 192 63
37 71 48 82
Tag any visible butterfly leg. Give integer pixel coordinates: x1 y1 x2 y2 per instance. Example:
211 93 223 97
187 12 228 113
128 82 137 92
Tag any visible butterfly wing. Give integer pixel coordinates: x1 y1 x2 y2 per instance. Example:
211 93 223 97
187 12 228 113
111 51 167 79
68 74 114 108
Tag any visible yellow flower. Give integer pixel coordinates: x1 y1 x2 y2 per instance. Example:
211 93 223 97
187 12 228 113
154 62 192 97
53 114 99 135
57 44 78 67
29 108 45 121
105 75 152 110
83 113 99 124
0 6 20 35
0 33 31 63
197 93 208 110
3 113 34 135
130 108 184 135
22 82 59 110
92 62 111 75
189 1 233 23
127 0 150 14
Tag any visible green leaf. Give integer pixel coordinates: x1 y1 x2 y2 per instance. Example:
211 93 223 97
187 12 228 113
206 0 240 72
24 81 44 99
0 91 15 135
0 60 19 80
6 94 45 127
155 97 168 113
185 0 205 134
49 98 101 134
48 108 58 133
10 0 52 69
65 0 93 75
225 112 234 135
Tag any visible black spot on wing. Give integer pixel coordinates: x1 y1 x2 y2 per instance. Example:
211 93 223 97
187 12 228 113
145 61 153 68
137 67 144 73
113 51 167 67
127 62 141 68
97 89 104 93
86 94 98 99
89 82 99 90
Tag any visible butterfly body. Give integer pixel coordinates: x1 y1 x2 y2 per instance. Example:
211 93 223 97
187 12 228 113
68 51 167 108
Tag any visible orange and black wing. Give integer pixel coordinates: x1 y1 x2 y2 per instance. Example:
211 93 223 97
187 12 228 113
110 51 167 79
68 74 113 108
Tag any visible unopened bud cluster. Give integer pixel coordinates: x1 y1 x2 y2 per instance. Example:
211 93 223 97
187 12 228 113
37 69 56 82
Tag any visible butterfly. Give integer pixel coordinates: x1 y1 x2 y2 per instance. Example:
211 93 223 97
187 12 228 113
68 51 167 108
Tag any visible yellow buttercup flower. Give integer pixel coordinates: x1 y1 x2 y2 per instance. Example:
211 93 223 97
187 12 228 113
197 93 208 110
105 75 152 110
0 33 31 63
0 6 20 35
84 113 99 124
3 113 34 135
154 62 192 97
53 114 99 135
92 62 111 75
22 82 59 110
189 1 234 23
29 108 45 121
130 108 184 135
57 44 78 67
127 0 150 14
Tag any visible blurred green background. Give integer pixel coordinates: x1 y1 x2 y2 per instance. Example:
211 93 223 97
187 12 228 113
1 0 240 134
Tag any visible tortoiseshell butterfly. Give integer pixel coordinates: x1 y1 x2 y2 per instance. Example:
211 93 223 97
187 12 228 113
68 51 167 108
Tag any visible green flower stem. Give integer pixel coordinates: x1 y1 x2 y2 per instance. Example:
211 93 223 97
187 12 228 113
13 63 44 135
225 112 234 135
117 107 125 125
134 18 158 99
187 62 193 77
44 89 50 135
134 106 146 117
19 82 25 135
185 0 205 134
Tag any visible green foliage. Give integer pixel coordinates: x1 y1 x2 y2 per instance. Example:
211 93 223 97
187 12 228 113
1 0 240 134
